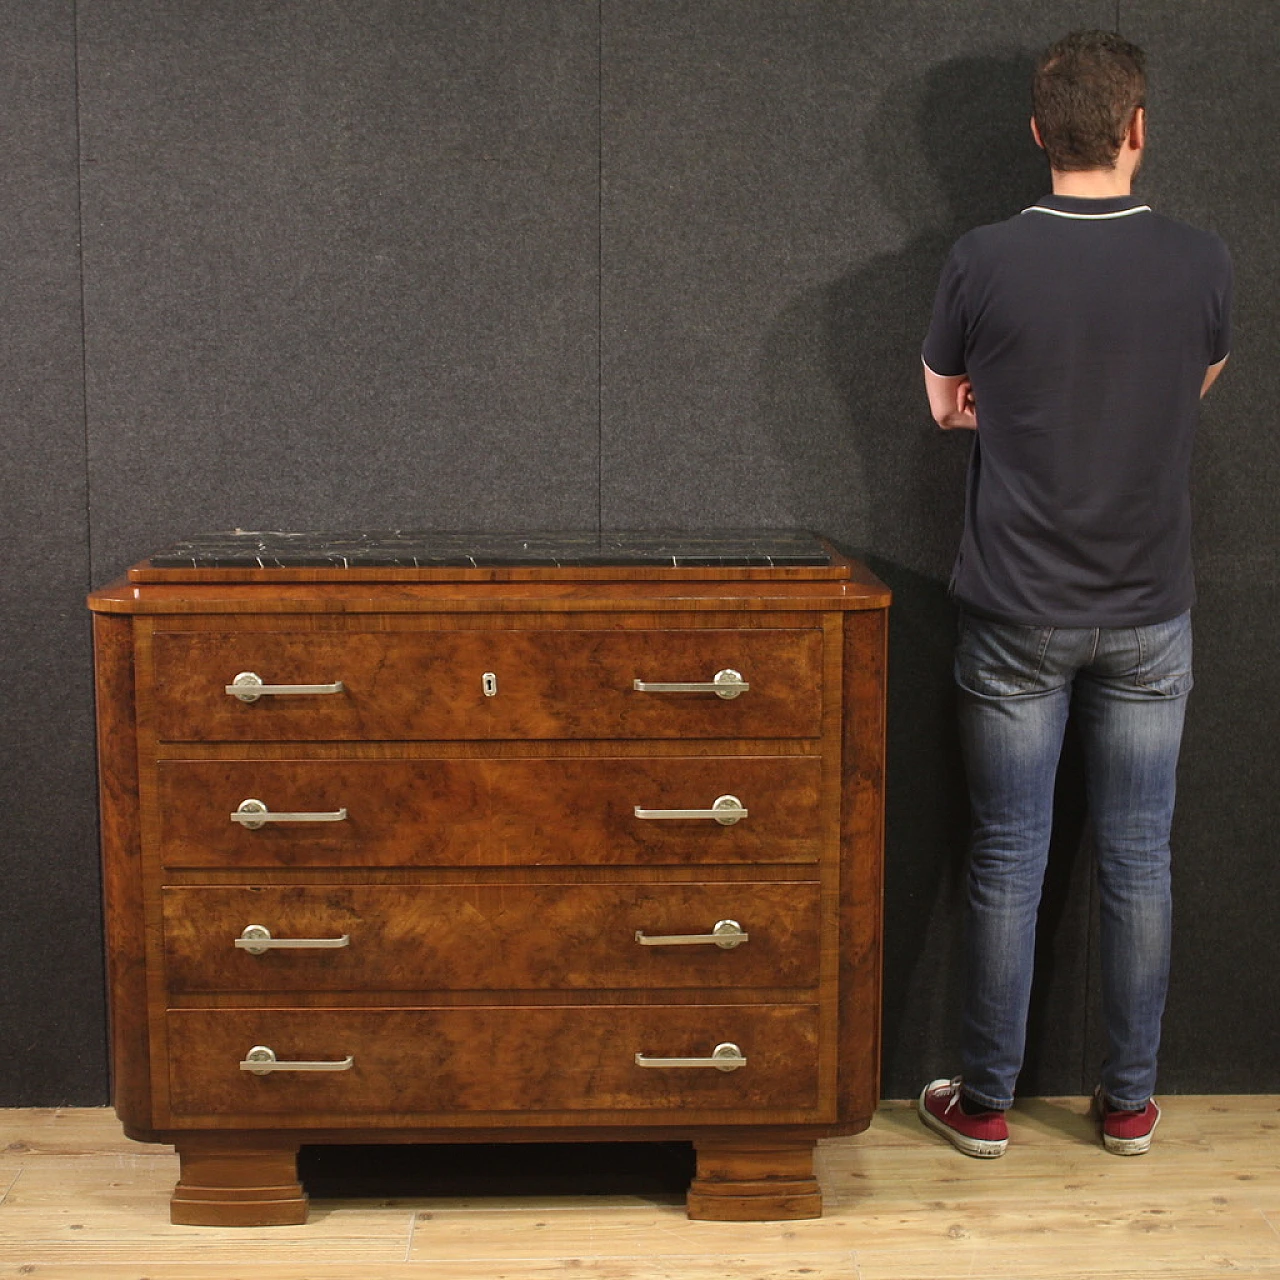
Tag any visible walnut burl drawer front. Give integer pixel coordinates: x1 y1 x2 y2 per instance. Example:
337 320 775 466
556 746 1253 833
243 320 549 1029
148 628 823 741
155 757 822 868
162 882 821 993
165 1005 820 1118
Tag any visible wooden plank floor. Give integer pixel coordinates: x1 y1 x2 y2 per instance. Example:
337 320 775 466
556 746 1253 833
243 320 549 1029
1 1098 1277 1278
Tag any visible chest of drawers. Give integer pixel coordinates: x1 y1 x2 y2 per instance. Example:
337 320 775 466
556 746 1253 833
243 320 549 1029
88 534 888 1225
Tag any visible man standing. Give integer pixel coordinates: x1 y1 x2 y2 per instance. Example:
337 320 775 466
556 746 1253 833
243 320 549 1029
917 30 1231 1158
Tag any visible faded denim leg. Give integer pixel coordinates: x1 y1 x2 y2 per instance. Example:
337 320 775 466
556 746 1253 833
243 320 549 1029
954 614 1082 1111
1073 613 1191 1111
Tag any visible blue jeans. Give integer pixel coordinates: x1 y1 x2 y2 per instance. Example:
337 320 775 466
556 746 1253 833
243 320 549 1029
955 609 1192 1112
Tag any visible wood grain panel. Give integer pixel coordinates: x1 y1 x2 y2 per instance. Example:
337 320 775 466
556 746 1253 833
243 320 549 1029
161 882 821 993
164 1005 821 1118
154 756 821 867
147 627 823 741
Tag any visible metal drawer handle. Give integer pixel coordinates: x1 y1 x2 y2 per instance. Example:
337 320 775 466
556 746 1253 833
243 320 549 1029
235 925 351 955
227 671 345 703
635 919 748 950
634 1042 746 1073
634 794 747 826
632 668 749 699
231 799 348 829
240 1045 354 1075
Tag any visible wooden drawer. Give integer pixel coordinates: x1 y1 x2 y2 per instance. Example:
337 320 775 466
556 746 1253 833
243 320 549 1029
161 882 822 993
155 756 823 868
165 1005 821 1118
148 627 824 741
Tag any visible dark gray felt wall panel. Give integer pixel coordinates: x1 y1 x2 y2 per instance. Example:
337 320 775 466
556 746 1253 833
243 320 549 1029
1120 2 1280 1090
3 2 1276 1106
600 0 1113 557
599 0 1116 1097
78 1 601 581
0 2 105 1104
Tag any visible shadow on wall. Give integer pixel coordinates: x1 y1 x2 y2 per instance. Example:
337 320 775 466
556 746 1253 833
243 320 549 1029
764 53 1099 1096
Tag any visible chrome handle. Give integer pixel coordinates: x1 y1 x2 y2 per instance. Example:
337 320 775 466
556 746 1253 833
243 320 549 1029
240 1045 354 1075
634 1042 746 1073
634 794 747 826
235 925 351 955
227 671 345 703
635 919 748 950
231 799 348 830
632 668 749 699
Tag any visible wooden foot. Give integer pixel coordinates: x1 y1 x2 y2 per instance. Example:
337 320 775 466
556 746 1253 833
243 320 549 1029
171 1139 307 1226
686 1138 822 1221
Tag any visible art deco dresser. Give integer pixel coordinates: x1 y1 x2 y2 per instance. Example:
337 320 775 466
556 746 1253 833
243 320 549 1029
87 531 889 1226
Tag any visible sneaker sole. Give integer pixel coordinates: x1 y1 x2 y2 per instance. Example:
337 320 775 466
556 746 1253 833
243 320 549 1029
917 1083 1008 1159
1093 1090 1160 1156
1102 1111 1159 1156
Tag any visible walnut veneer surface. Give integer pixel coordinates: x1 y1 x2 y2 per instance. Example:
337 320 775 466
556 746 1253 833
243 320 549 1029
87 540 889 1226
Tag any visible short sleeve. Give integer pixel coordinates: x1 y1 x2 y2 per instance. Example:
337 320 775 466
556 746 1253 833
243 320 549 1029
1209 238 1232 365
921 244 968 377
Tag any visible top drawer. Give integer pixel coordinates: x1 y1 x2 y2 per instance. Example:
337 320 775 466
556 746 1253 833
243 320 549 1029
147 627 824 741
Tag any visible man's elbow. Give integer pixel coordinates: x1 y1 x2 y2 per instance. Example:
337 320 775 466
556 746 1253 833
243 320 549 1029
923 367 977 429
928 397 962 429
932 409 976 431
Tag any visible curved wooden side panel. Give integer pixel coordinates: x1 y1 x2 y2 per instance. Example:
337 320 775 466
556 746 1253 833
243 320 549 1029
838 607 888 1129
93 613 152 1129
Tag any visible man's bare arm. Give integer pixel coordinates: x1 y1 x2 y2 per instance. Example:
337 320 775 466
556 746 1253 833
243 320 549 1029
1201 355 1228 398
923 362 978 430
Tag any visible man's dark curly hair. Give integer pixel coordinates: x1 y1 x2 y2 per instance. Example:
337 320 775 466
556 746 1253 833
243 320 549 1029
1032 30 1146 171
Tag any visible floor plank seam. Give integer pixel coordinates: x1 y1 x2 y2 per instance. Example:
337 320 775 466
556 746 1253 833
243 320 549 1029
0 1166 22 1207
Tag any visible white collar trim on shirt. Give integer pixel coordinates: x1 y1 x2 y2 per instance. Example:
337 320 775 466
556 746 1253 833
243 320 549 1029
1022 203 1152 220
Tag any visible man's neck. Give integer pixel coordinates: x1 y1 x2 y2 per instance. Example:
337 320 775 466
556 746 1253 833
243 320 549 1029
1049 167 1134 199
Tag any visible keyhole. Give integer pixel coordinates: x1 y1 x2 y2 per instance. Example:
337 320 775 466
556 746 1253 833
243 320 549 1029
482 672 498 697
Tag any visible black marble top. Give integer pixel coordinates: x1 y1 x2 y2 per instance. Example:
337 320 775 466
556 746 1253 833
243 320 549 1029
147 530 833 569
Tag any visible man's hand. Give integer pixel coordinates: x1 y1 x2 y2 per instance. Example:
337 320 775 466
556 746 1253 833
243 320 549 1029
923 364 978 430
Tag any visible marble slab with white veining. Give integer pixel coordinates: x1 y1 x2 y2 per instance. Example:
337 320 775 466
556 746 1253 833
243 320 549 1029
147 529 833 569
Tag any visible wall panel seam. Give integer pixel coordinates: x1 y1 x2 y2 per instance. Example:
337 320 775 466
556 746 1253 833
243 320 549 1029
72 0 111 1099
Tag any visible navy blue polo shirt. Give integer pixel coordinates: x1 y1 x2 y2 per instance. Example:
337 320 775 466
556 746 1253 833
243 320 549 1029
923 193 1232 628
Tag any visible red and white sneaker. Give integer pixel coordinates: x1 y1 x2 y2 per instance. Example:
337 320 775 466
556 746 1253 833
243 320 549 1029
1094 1087 1161 1155
918 1078 1009 1158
